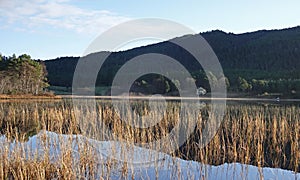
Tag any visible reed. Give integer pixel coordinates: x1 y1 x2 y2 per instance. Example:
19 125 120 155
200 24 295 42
0 100 299 179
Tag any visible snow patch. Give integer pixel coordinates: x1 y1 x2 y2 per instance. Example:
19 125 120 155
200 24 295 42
0 131 299 179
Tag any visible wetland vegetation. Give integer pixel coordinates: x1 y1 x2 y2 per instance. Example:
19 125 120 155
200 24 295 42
0 99 299 178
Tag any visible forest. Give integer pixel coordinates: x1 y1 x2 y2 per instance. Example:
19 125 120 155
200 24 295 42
0 54 49 95
44 26 300 97
0 27 300 97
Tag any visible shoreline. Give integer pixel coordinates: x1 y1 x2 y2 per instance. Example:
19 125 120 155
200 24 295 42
0 94 62 99
62 95 300 102
0 94 299 102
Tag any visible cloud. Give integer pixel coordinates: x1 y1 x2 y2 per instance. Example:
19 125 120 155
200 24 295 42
0 0 131 35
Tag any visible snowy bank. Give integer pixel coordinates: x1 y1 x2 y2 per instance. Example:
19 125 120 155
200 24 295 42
0 131 299 179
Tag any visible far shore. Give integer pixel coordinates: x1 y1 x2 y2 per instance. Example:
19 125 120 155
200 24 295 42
62 95 300 102
0 94 62 99
0 94 299 102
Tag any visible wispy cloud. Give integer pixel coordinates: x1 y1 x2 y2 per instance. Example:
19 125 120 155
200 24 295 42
0 0 131 34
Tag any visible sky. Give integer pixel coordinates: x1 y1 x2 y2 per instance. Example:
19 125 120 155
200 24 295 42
0 0 299 60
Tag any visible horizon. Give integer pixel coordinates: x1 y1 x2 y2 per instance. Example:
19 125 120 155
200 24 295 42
1 0 300 59
2 25 300 60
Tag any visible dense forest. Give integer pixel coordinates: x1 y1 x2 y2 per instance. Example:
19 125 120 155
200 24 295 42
0 54 49 95
44 26 300 97
0 26 298 97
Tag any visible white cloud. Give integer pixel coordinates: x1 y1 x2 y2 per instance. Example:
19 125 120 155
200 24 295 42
0 0 131 35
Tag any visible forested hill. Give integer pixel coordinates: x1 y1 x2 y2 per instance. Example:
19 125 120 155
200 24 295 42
44 26 300 96
203 26 300 71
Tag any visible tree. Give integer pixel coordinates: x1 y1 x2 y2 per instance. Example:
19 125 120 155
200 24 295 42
0 54 49 95
252 79 269 93
238 77 252 92
206 71 218 89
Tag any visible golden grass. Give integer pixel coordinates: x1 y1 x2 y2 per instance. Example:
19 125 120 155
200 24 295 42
0 100 299 179
181 104 300 172
0 93 61 100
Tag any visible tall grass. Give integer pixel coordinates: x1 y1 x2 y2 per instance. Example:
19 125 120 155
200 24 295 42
180 104 300 172
0 99 299 179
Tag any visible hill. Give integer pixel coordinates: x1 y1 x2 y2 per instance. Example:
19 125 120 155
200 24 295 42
44 26 300 97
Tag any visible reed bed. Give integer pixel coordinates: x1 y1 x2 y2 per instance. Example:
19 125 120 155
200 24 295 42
0 99 299 179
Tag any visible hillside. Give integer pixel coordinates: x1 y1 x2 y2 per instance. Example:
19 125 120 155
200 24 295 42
44 26 300 97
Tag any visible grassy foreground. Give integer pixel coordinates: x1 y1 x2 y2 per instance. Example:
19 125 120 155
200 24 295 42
0 100 299 179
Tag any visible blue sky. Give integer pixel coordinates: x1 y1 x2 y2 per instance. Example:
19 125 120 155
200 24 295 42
0 0 299 59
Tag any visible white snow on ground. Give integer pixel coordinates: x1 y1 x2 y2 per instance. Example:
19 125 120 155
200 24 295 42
0 131 299 179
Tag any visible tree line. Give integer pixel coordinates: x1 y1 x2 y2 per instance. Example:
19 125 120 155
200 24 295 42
0 54 49 95
27 26 300 97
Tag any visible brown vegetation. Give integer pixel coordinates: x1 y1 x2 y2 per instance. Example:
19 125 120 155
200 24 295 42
0 93 60 100
0 100 299 179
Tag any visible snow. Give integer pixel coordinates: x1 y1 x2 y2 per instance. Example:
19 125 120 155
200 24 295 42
0 131 299 179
